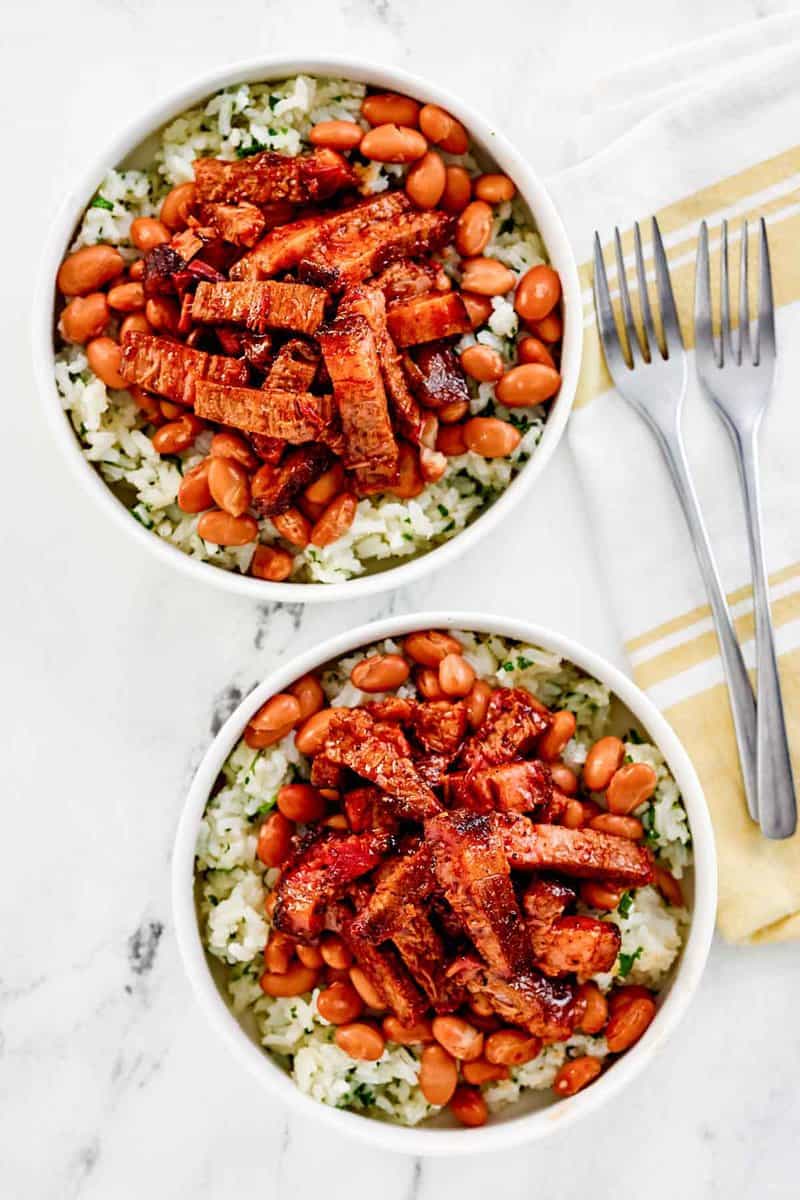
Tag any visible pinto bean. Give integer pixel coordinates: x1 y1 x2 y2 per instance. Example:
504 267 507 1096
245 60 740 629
250 544 293 582
583 736 625 792
296 943 325 969
515 265 562 321
474 173 516 204
460 257 515 296
416 667 446 700
120 312 152 339
294 708 337 756
160 182 197 231
320 933 352 971
60 293 110 343
250 694 302 741
309 120 363 150
264 930 295 974
256 811 293 868
419 445 447 483
462 1059 510 1085
310 493 357 547
449 1086 488 1127
460 344 504 383
588 813 644 840
335 1022 386 1061
608 985 653 1017
653 864 684 907
145 296 180 334
574 983 608 1034
526 310 563 343
361 92 421 128
360 124 427 163
419 1044 458 1106
404 630 463 667
553 1056 602 1096
605 996 656 1053
350 654 411 693
271 507 310 548
418 104 468 153
579 881 624 911
439 653 475 698
86 336 127 389
461 290 494 328
317 981 364 1025
388 442 425 499
455 201 493 257
289 673 325 721
441 165 472 214
606 762 658 814
382 1016 434 1045
550 762 578 795
537 710 577 761
130 217 171 252
348 966 385 1010
177 458 213 513
260 962 319 997
517 335 556 368
277 783 326 824
107 282 145 313
406 150 446 208
496 363 561 407
465 679 492 728
152 413 204 455
563 798 587 828
432 1016 484 1062
209 431 259 469
463 417 521 457
484 1029 542 1066
435 423 468 456
57 245 125 296
207 455 250 518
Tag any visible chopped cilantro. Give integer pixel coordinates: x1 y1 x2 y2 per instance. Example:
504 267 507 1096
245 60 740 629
352 1083 375 1107
442 520 455 532
236 140 267 159
617 947 643 978
501 660 515 672
625 728 645 744
617 890 634 918
402 532 413 542
252 798 277 818
437 504 449 517
641 805 659 848
516 656 533 670
90 194 114 211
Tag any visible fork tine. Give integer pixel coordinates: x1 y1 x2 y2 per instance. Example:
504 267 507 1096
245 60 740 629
739 220 751 364
633 221 656 359
593 232 628 377
613 226 643 364
720 219 731 365
651 216 684 355
694 220 718 367
757 217 776 366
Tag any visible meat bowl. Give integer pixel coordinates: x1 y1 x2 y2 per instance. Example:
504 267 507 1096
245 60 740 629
34 58 581 601
172 614 716 1153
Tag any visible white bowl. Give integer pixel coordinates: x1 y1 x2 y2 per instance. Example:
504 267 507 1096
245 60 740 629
33 57 581 603
172 612 716 1155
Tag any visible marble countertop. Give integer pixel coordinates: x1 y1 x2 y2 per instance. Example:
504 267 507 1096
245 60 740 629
5 0 800 1196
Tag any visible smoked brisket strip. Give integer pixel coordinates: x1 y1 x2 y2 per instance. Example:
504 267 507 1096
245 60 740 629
191 280 327 335
119 331 249 405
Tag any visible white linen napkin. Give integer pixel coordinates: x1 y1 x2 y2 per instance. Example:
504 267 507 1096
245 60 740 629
544 13 800 943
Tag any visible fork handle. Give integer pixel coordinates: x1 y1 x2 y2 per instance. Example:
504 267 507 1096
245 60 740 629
654 426 759 821
737 429 797 838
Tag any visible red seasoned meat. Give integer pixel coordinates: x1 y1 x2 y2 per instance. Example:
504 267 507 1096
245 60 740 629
265 338 320 391
458 688 551 772
413 753 452 790
349 843 435 943
393 914 464 1013
448 957 577 1041
330 903 427 1024
317 312 398 488
523 878 619 978
404 342 471 409
468 760 553 814
194 381 336 442
321 709 442 820
373 258 448 303
386 292 471 347
425 810 531 978
201 202 267 247
119 332 249 405
338 285 422 443
273 829 394 938
343 786 399 834
191 280 327 334
409 702 468 756
231 193 410 280
499 814 654 886
300 209 455 292
193 147 356 206
250 444 332 516
364 697 415 724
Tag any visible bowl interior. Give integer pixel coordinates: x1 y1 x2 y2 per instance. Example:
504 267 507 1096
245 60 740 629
174 612 715 1154
37 57 582 603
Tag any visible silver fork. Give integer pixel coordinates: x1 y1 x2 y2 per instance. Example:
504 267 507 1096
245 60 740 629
695 219 797 839
593 218 758 823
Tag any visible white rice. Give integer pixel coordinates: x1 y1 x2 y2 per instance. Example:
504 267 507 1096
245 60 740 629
53 75 553 585
194 632 693 1126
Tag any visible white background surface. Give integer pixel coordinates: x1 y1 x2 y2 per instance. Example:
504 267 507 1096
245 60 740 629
4 1 800 1196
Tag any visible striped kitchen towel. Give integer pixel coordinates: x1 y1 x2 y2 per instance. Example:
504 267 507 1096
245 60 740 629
547 14 800 943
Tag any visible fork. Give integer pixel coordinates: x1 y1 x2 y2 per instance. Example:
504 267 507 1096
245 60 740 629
593 218 759 824
695 219 797 839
